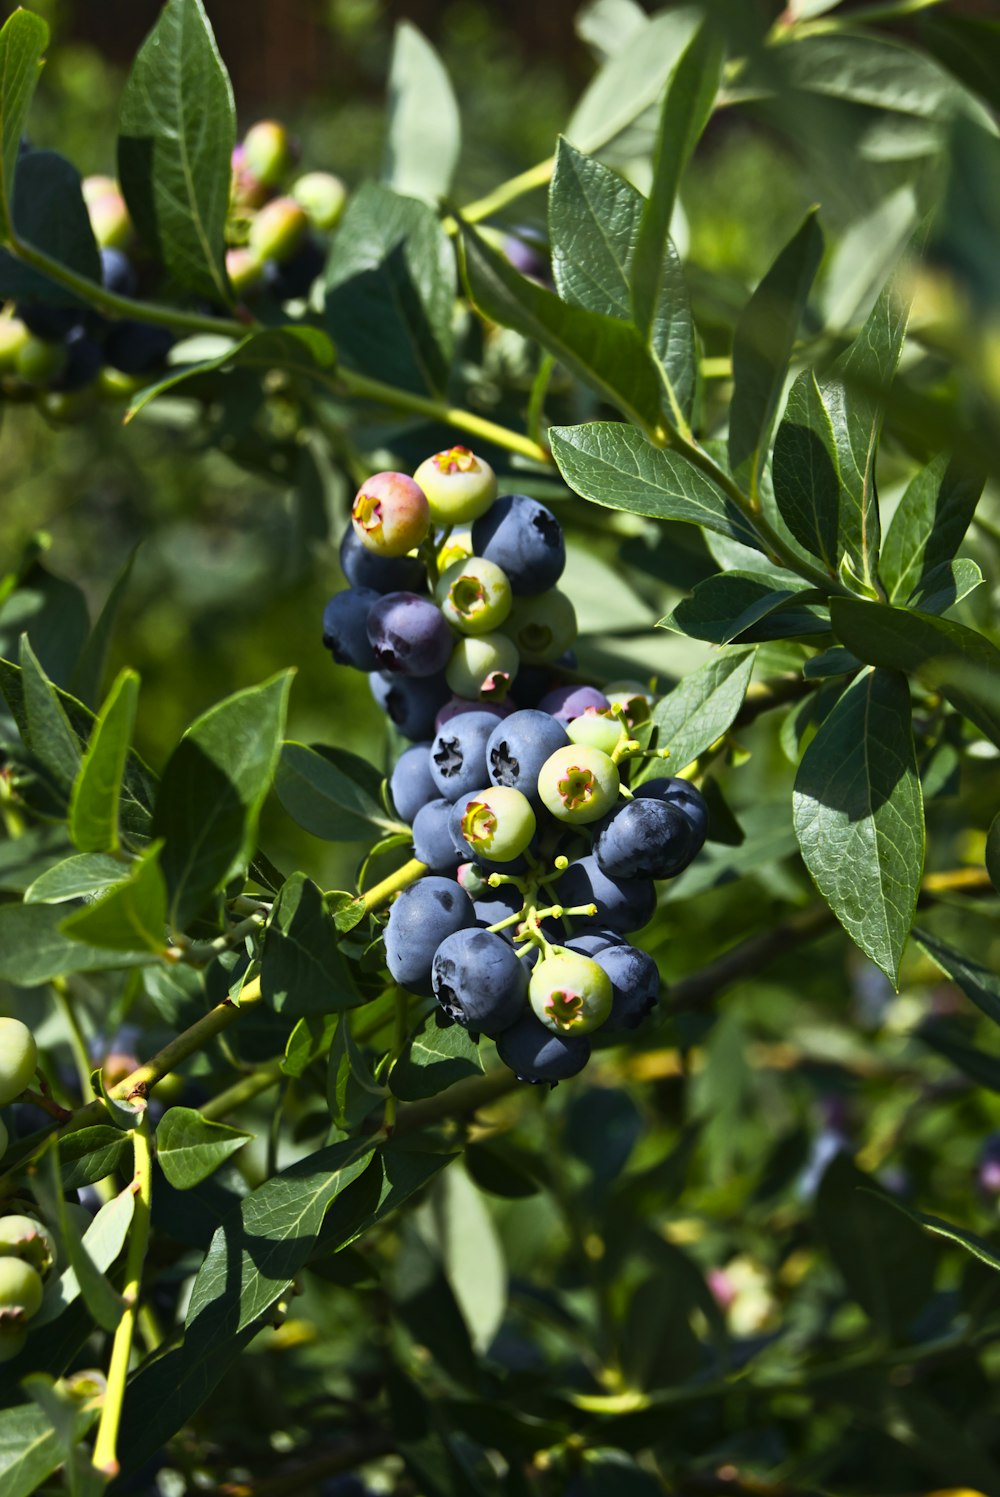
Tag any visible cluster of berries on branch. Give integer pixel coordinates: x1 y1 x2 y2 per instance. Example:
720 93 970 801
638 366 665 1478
322 448 708 1084
0 1017 54 1364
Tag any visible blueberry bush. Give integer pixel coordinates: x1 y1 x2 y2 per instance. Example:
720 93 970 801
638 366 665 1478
1 0 999 1491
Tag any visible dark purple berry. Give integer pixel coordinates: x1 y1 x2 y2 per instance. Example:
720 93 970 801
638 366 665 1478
263 235 325 299
367 592 453 677
538 684 610 724
496 1011 590 1085
322 587 379 670
55 325 102 390
431 927 527 1036
634 776 709 852
105 319 174 374
592 943 660 1030
471 494 565 595
564 929 627 957
100 247 138 297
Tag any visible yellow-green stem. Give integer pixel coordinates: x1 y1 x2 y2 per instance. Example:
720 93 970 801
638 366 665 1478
446 156 556 231
91 1109 153 1479
51 979 96 1104
201 1059 285 1121
360 858 428 913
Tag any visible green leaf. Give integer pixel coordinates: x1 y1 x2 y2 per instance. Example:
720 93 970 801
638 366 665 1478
60 842 168 955
32 1145 125 1334
32 1186 135 1327
575 0 647 60
660 572 826 645
24 852 132 905
0 902 149 985
728 210 824 500
548 139 695 423
0 1400 99 1497
0 7 48 238
19 634 81 792
830 598 1000 748
422 1165 507 1355
282 1013 338 1077
261 872 359 1015
917 12 1000 115
390 1014 484 1101
328 1019 385 1133
773 275 909 590
644 649 756 775
117 0 235 303
906 557 983 616
550 423 758 545
0 826 73 893
153 671 292 929
324 181 455 396
919 1019 1000 1094
869 1190 1000 1275
793 669 924 983
631 18 722 370
69 546 137 709
987 815 1000 895
54 1126 130 1191
67 668 138 854
384 22 460 202
125 326 335 422
880 454 985 602
913 926 1000 1029
156 1107 251 1189
275 740 403 842
0 151 100 305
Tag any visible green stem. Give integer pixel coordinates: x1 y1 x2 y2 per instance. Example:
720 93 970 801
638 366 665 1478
394 1066 519 1134
200 1059 285 1121
448 156 556 230
91 1109 153 1480
51 979 96 1104
359 858 428 913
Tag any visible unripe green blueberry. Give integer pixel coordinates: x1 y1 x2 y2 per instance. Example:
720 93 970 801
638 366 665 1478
243 120 295 188
0 1215 56 1277
351 471 431 557
529 951 612 1035
248 196 308 264
413 447 498 524
97 365 144 401
446 632 519 703
0 1257 44 1323
438 527 473 572
85 186 132 250
292 170 347 231
435 556 512 635
605 680 652 725
567 709 626 756
503 588 576 664
0 1324 26 1362
458 786 536 862
0 318 29 369
15 335 66 385
226 246 265 297
537 745 620 825
0 1018 37 1106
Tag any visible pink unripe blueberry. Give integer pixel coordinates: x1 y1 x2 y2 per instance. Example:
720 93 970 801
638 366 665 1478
0 1018 37 1106
85 186 132 250
456 786 536 863
446 632 519 703
243 120 296 188
537 745 620 825
231 144 269 209
413 446 498 524
248 196 309 264
503 588 576 664
435 556 512 635
226 247 265 297
351 471 430 557
566 709 625 756
529 951 612 1035
292 171 347 231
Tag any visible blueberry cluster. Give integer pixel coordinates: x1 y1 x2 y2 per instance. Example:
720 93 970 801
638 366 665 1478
322 450 708 1084
0 1018 52 1364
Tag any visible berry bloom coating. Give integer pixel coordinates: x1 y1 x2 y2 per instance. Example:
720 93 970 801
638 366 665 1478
413 447 497 525
471 495 565 595
566 709 626 756
0 1019 36 1107
446 632 519 703
504 588 577 664
434 696 512 730
339 526 425 594
529 951 612 1035
0 1215 56 1277
389 743 437 823
383 877 475 993
487 709 569 805
367 592 454 677
538 684 610 724
470 880 524 940
226 246 265 297
369 671 449 740
292 171 347 231
322 587 380 671
435 556 512 635
556 855 655 934
431 928 528 1035
593 797 698 880
249 197 309 263
634 776 709 851
537 745 620 825
496 1011 591 1085
564 928 627 957
0 1256 44 1323
430 711 501 801
592 943 660 1030
411 797 463 873
243 120 295 187
351 472 430 557
453 786 536 864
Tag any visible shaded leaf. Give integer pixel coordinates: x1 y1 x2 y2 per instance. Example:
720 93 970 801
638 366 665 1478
907 557 983 616
275 740 402 842
125 326 335 422
60 842 168 955
24 852 132 905
384 22 460 202
262 872 359 1016
0 1400 99 1497
0 8 48 238
32 1187 135 1327
54 1126 130 1192
422 1164 507 1355
660 572 826 645
644 648 755 774
328 1018 385 1132
19 634 81 792
391 1014 484 1101
913 926 1000 1029
156 1107 251 1189
70 546 138 709
0 150 100 304
0 902 149 985
68 668 138 854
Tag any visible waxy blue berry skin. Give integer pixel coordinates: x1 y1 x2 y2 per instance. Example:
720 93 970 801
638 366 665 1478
322 587 379 671
430 711 503 802
389 743 437 823
634 776 709 851
100 247 138 297
555 855 655 935
411 797 463 872
564 929 627 958
431 928 527 1036
592 943 660 1030
384 877 475 993
486 709 569 805
496 1011 590 1085
592 797 698 881
471 494 565 595
367 592 454 677
470 881 524 941
369 671 449 741
339 527 425 595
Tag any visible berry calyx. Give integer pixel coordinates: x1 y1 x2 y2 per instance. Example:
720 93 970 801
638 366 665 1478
435 556 512 635
0 1215 56 1277
529 951 612 1035
351 472 430 557
537 745 620 825
456 786 536 863
446 632 519 703
413 446 497 524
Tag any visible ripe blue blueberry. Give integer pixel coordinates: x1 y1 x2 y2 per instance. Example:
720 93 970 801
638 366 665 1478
431 928 527 1035
322 587 380 671
389 743 437 823
367 592 454 677
430 711 501 801
100 247 138 298
471 494 565 595
592 798 697 880
263 236 325 299
339 527 425 595
538 684 610 724
564 929 627 957
537 744 620 825
369 671 450 740
592 942 660 1030
555 855 655 934
411 797 463 872
634 777 709 852
496 1011 591 1085
435 696 512 731
55 325 103 391
486 709 569 806
469 880 524 941
383 877 475 993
